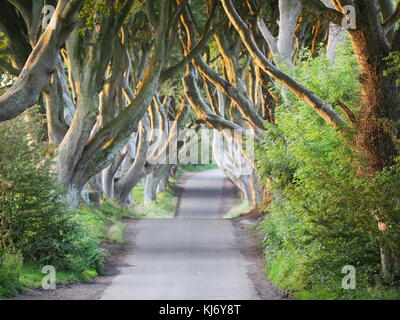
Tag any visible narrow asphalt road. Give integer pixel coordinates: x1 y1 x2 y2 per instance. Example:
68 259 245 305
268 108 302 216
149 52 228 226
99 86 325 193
101 169 260 300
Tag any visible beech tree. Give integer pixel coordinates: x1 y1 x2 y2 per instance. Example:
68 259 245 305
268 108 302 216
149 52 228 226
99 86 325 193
0 0 84 121
1 0 400 283
219 0 400 280
0 0 211 205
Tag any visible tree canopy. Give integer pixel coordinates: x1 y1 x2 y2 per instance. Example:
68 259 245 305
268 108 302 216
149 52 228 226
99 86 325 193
1 0 400 299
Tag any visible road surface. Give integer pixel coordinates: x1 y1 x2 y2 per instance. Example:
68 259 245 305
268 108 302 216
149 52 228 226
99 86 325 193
101 169 260 300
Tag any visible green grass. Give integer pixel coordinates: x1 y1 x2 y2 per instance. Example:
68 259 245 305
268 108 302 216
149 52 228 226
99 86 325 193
132 185 145 206
223 200 253 219
265 247 400 300
178 164 218 173
0 264 98 299
0 279 22 298
19 265 83 288
0 200 138 299
142 190 178 218
265 249 307 293
2 165 219 298
107 222 125 245
79 199 140 242
17 264 99 292
132 185 178 219
292 284 400 300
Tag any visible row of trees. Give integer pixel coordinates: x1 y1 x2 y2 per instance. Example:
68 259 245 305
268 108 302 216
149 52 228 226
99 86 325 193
1 0 400 284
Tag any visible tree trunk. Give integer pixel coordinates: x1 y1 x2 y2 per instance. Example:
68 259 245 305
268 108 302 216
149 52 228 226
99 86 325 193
0 0 84 121
349 2 400 281
114 116 150 207
257 0 302 64
144 172 158 204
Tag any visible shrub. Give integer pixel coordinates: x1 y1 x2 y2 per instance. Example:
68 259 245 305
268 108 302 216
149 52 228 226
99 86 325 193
78 200 134 246
256 42 400 299
0 248 23 298
0 114 104 277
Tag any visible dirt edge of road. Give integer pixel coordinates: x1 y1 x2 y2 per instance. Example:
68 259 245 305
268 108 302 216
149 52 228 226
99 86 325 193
219 177 287 300
174 171 193 218
11 218 139 300
232 215 289 300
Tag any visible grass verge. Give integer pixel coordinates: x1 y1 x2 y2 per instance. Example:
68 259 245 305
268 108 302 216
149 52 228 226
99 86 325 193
223 200 253 219
2 164 218 298
132 186 178 219
264 241 400 300
0 200 140 299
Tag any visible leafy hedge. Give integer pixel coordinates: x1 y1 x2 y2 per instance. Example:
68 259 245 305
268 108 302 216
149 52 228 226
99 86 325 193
0 114 104 297
257 42 400 299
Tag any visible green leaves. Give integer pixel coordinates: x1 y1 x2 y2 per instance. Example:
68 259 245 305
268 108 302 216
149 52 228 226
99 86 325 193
257 44 400 298
76 0 144 35
383 51 400 87
0 112 104 276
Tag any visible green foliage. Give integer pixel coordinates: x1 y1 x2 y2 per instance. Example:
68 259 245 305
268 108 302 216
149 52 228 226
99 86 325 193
107 222 125 245
132 184 146 207
224 201 252 219
78 199 139 244
77 0 144 35
139 188 178 219
18 265 79 289
257 44 400 299
383 51 400 87
99 199 136 220
0 248 23 298
0 116 104 297
178 164 218 173
0 32 12 95
4 199 140 298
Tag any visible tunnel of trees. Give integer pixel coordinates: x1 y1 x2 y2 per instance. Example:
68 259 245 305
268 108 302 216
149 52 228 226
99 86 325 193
1 0 400 299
